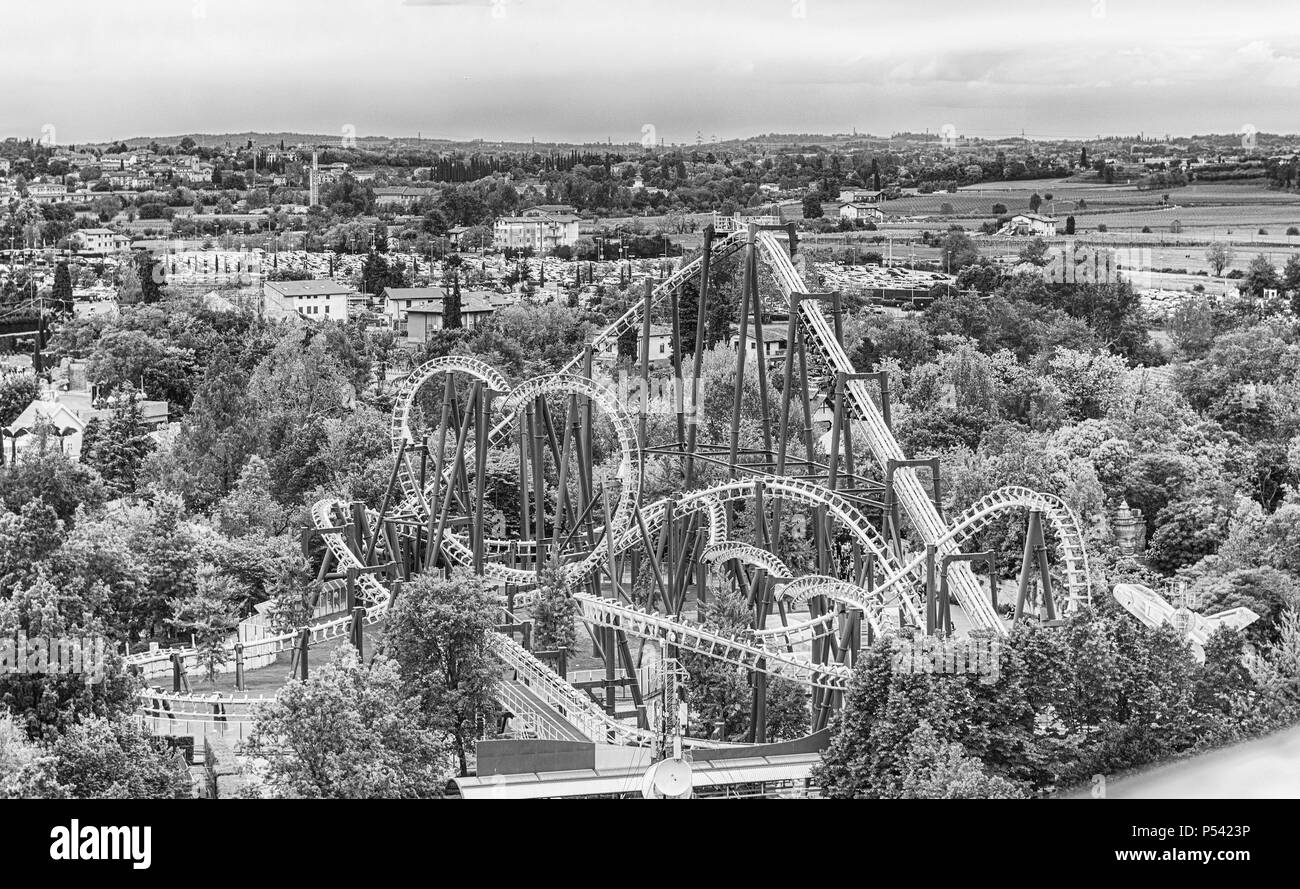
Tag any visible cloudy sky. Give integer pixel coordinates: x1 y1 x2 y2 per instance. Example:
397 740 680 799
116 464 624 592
2 0 1298 144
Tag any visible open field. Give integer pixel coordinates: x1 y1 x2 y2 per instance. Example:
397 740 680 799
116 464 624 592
896 183 1300 243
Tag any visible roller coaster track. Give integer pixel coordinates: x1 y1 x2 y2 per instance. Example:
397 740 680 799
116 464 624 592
700 541 794 581
848 486 1093 611
485 630 732 747
134 225 1092 748
364 228 1094 733
557 231 749 376
753 231 1011 634
573 594 851 690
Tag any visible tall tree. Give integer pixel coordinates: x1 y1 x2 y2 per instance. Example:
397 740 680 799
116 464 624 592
1241 254 1281 299
443 270 463 330
168 345 253 507
134 250 165 304
360 250 390 297
81 386 155 496
241 648 446 798
166 565 239 684
1 715 191 799
382 571 500 776
1205 242 1235 277
51 261 73 310
532 560 577 656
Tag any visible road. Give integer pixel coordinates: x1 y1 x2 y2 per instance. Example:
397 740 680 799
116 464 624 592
1082 723 1300 799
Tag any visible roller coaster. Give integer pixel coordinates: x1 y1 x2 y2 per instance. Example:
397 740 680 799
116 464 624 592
132 223 1093 754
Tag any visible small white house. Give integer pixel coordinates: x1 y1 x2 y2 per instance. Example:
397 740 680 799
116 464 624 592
838 202 885 223
730 324 789 360
1008 213 1058 236
595 324 674 363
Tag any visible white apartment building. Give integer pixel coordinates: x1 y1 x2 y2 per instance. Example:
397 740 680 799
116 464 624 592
262 279 354 322
493 209 581 252
28 182 68 203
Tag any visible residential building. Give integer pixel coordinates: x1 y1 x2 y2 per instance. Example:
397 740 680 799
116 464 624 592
447 225 471 250
187 164 215 184
55 150 97 169
383 285 494 329
838 202 885 223
1007 213 1058 236
107 170 152 189
730 323 789 360
595 324 674 363
373 186 438 210
711 209 784 232
262 279 354 322
529 203 578 216
27 182 68 204
493 211 580 252
395 289 496 340
838 189 885 203
3 385 168 462
70 228 130 255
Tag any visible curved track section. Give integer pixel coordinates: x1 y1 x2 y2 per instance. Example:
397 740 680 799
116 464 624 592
869 485 1092 610
700 541 794 581
394 369 641 589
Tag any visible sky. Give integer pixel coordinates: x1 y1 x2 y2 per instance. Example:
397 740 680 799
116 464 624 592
2 0 1299 145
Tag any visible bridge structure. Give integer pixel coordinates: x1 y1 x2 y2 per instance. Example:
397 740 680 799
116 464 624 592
131 223 1093 767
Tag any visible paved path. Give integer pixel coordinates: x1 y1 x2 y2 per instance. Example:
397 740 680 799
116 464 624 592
506 681 592 743
1087 723 1300 798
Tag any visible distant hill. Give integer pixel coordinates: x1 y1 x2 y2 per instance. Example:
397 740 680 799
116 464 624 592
92 132 447 149
86 132 652 152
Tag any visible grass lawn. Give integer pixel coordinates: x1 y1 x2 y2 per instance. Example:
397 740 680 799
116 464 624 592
168 621 387 699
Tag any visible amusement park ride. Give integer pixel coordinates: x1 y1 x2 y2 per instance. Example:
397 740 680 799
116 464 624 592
132 222 1122 792
1112 583 1259 662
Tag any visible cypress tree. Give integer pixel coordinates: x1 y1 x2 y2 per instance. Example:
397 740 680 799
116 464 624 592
52 261 73 310
444 270 463 329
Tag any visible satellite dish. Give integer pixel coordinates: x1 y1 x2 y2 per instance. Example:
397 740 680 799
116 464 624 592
641 758 692 799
